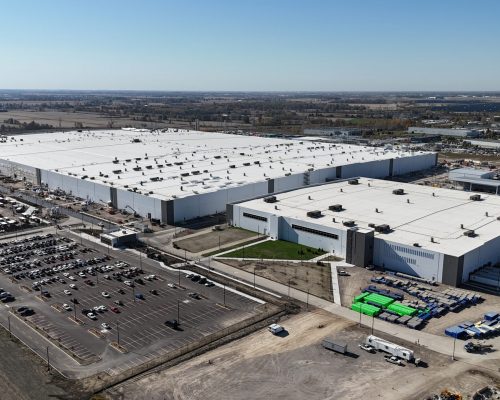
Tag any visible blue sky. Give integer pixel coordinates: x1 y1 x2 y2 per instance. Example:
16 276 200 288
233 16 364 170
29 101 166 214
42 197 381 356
0 0 499 91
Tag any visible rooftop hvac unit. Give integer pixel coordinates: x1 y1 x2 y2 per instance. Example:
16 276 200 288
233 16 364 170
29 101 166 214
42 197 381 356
413 243 421 247
368 223 376 228
229 165 236 169
243 162 251 166
112 170 122 174
192 170 200 175
392 188 405 195
348 179 359 185
463 230 476 237
307 210 323 219
343 220 356 227
133 167 141 171
329 204 343 212
469 194 481 201
374 224 391 233
264 196 277 203
112 159 119 164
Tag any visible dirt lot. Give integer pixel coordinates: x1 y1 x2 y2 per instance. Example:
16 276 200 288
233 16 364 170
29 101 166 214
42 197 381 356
104 311 499 400
173 228 258 254
0 328 88 400
221 259 333 302
338 266 500 337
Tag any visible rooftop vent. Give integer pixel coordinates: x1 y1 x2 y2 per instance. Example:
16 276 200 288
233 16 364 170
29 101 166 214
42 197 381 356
392 188 405 195
413 243 421 247
307 210 323 219
264 196 277 203
469 194 481 201
329 204 343 212
348 179 359 185
343 220 356 227
374 224 391 233
463 230 476 237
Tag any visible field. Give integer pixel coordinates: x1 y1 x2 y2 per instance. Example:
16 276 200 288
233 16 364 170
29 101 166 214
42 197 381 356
173 227 258 254
220 240 326 261
105 311 500 400
221 259 334 301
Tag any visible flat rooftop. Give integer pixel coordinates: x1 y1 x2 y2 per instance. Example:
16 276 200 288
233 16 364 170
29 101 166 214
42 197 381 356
0 129 429 201
237 178 500 256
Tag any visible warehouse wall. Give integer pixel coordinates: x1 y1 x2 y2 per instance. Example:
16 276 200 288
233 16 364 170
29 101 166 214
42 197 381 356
392 153 436 176
172 181 268 222
341 159 391 179
116 189 163 220
462 236 500 282
230 205 273 236
278 216 347 254
41 171 111 202
373 238 444 282
0 160 37 183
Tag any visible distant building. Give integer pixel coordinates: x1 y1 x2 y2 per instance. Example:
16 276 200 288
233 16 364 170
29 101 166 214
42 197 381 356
408 127 480 138
449 168 500 195
303 127 363 137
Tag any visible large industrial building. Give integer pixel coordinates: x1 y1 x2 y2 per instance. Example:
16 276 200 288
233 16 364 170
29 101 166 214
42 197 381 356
408 126 480 138
449 168 500 195
228 178 500 286
0 129 436 224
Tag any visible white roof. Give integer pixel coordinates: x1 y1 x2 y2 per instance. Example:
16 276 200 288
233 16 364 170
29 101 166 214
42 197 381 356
237 178 500 256
0 129 429 201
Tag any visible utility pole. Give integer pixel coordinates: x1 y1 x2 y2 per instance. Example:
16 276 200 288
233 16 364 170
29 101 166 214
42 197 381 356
46 346 50 371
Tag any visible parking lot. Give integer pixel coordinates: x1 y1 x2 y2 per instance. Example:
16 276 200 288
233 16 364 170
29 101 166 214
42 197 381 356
0 229 263 375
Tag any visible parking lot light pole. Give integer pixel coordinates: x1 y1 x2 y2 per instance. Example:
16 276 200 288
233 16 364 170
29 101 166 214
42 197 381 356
223 284 226 306
306 290 309 311
117 321 120 346
178 268 181 287
177 300 180 324
46 346 50 371
139 249 143 273
8 314 11 338
253 267 256 289
371 315 375 335
73 303 77 321
452 337 457 361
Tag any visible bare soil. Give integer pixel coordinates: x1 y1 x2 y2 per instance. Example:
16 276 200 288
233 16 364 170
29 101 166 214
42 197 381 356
104 311 499 400
173 228 257 254
0 328 88 400
222 259 333 301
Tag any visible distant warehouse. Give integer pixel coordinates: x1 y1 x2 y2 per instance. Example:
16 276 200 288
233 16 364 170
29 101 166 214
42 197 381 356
408 126 480 138
0 129 436 224
228 178 500 286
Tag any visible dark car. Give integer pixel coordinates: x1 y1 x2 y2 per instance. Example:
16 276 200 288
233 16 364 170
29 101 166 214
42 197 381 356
118 288 125 294
165 319 180 329
190 275 200 282
149 289 158 295
20 308 34 316
135 293 145 300
198 277 207 285
188 292 201 300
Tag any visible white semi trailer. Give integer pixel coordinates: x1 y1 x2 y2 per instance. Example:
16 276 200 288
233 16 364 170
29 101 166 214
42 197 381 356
365 335 415 361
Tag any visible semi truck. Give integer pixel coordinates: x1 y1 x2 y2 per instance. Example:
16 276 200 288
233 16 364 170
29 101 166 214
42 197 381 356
365 335 415 362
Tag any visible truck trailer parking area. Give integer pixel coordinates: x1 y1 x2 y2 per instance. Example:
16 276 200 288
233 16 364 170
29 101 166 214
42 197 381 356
0 229 263 377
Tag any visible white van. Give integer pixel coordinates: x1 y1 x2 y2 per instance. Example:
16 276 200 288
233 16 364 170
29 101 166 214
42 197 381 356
268 323 284 335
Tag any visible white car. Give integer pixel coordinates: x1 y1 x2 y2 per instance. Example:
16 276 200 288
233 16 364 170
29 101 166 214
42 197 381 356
69 284 77 289
87 312 97 320
167 283 176 288
78 272 86 277
62 303 72 311
97 305 107 312
63 289 71 295
124 280 132 286
101 291 110 298
69 276 77 281
101 322 111 330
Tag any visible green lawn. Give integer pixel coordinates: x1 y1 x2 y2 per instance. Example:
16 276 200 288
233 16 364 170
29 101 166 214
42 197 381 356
221 240 326 260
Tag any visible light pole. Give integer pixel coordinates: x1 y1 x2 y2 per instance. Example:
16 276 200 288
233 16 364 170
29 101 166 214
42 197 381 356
177 300 180 323
223 284 226 306
452 337 457 361
46 346 50 371
117 321 120 346
371 315 374 335
139 248 143 273
7 314 11 338
178 268 181 287
306 290 309 311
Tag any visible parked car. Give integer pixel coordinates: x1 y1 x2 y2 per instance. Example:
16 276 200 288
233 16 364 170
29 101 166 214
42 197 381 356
101 322 111 330
64 289 71 295
62 303 72 311
165 319 180 330
101 291 110 298
87 312 97 320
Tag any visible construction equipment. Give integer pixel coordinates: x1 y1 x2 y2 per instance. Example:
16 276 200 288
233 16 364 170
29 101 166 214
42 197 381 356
464 341 493 353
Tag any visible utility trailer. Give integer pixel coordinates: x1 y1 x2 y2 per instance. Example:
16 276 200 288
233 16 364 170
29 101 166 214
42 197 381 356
365 335 415 361
322 338 347 354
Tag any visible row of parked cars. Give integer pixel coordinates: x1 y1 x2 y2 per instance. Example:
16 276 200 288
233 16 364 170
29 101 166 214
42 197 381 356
185 273 215 287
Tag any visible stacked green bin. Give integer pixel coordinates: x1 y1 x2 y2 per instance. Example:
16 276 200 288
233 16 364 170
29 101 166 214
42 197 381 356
354 292 370 303
351 302 381 317
364 293 395 308
387 302 417 316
